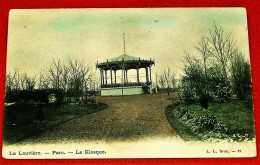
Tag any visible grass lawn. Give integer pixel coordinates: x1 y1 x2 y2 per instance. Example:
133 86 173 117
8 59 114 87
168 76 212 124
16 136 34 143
3 103 107 144
187 100 255 136
165 100 255 141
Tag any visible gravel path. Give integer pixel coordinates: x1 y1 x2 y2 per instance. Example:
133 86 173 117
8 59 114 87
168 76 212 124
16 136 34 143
21 93 176 144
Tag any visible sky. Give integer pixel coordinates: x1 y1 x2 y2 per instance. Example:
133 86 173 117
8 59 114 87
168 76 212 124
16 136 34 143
6 8 249 83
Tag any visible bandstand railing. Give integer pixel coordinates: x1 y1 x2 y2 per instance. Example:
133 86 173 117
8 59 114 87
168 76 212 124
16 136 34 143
101 82 151 88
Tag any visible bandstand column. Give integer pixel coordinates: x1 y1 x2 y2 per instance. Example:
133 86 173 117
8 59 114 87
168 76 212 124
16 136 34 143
110 68 113 85
145 67 149 83
123 69 126 84
103 70 105 85
122 68 125 85
100 69 103 85
122 59 125 86
105 70 107 85
137 67 140 84
102 70 105 85
149 66 152 84
114 70 117 84
125 70 128 84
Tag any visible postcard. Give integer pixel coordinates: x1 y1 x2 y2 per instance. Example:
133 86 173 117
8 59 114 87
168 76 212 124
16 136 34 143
2 8 256 159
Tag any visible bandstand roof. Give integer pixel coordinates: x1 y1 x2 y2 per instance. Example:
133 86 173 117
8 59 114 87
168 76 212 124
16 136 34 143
96 54 155 70
107 54 140 62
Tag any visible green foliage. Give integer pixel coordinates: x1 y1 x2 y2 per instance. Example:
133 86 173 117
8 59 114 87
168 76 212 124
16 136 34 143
215 83 232 102
207 65 225 93
48 94 57 103
5 89 64 104
142 85 150 94
181 57 206 105
4 102 44 127
180 24 252 106
207 65 231 102
3 102 108 144
84 98 96 104
181 61 233 105
165 100 255 141
198 92 210 109
231 53 252 100
180 81 198 104
180 57 216 107
196 114 217 132
182 59 205 94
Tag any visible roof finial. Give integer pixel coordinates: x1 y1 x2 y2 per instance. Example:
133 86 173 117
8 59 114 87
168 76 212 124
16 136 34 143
123 33 126 54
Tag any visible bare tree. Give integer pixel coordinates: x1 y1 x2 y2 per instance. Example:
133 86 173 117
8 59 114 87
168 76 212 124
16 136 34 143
5 69 26 91
158 74 165 88
5 69 19 93
67 58 93 101
48 59 63 89
208 23 237 80
59 65 69 102
159 67 175 96
171 74 176 90
6 69 36 93
38 70 51 90
195 37 211 80
6 57 94 103
20 73 36 91
89 77 98 92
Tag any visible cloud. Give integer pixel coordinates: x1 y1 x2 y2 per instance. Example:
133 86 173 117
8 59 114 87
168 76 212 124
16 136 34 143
7 8 249 80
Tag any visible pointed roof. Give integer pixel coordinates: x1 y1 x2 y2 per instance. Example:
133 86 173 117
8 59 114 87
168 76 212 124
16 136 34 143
96 53 154 70
107 54 142 62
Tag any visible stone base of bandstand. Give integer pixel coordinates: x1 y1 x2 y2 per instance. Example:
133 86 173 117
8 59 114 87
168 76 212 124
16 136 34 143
101 86 145 96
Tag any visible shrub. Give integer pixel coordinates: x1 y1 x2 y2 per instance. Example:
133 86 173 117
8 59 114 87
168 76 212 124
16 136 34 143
231 133 249 141
216 83 231 102
5 89 64 104
178 107 189 119
214 123 229 134
180 81 198 104
186 111 195 120
230 53 252 100
180 58 210 107
4 102 44 127
84 98 96 104
48 94 57 103
196 115 217 132
199 92 210 109
48 89 64 104
172 100 181 107
142 85 150 94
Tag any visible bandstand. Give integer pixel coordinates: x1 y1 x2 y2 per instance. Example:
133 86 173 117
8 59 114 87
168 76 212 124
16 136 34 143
96 54 155 96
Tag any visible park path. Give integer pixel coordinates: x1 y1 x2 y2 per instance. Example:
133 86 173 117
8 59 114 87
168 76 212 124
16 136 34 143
21 93 176 144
